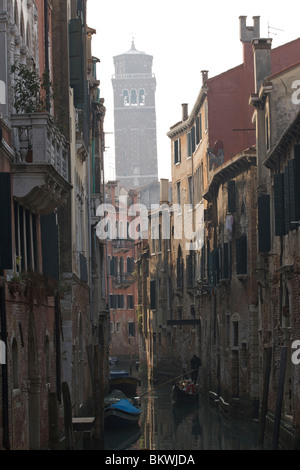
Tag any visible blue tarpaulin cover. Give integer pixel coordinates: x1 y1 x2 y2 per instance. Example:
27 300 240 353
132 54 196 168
110 399 141 415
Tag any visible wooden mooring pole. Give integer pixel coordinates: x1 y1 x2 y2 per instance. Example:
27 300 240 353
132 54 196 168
272 346 287 450
259 347 272 445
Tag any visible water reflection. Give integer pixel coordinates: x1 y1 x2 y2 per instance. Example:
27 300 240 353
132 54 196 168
105 374 272 451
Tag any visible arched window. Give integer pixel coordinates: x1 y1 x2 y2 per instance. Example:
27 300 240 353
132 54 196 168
12 338 19 389
14 1 19 27
20 12 25 42
120 256 124 276
131 89 137 106
139 89 145 106
123 89 129 106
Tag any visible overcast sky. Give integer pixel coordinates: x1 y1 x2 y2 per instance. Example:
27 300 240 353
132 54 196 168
87 0 300 182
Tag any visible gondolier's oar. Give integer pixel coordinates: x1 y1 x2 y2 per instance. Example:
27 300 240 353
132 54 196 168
137 369 196 399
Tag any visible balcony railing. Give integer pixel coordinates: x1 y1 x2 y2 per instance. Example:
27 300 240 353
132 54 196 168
113 272 135 289
112 239 135 253
11 112 72 214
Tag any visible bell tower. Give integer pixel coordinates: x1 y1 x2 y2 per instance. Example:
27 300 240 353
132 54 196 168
112 40 158 189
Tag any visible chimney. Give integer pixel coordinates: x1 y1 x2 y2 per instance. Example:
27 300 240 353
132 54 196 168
252 38 272 93
201 70 209 85
160 179 169 205
182 103 188 121
239 16 260 43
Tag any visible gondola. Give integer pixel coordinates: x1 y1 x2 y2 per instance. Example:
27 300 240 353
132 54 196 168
109 370 140 397
171 378 200 404
104 398 141 429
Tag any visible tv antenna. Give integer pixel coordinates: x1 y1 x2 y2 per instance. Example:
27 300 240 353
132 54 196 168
268 22 284 37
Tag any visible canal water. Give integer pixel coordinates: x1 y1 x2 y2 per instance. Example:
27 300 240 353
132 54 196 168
104 371 272 451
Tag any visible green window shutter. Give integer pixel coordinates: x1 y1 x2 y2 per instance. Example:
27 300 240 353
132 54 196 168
258 194 271 252
40 213 59 280
69 18 84 106
0 173 12 270
284 165 291 233
236 235 247 275
191 126 196 153
294 146 300 222
274 173 286 236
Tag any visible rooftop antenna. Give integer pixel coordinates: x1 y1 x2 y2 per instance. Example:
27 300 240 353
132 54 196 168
268 22 284 37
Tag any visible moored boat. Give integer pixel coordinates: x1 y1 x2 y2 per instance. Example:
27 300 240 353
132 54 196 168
109 370 140 397
104 398 141 429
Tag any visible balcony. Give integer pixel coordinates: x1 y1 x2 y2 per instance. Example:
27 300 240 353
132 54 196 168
11 112 72 215
112 239 134 253
113 273 135 289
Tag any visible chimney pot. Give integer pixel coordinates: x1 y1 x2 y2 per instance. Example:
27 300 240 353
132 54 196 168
182 103 188 121
201 70 209 85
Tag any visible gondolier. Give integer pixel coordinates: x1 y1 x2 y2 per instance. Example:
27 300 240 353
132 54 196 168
190 355 202 384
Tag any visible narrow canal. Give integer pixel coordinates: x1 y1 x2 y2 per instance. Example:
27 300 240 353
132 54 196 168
104 371 272 451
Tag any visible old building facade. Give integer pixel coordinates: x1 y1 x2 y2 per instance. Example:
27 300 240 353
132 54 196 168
250 43 300 448
139 16 300 448
0 0 108 450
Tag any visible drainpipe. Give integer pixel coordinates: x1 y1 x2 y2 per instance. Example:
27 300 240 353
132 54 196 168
0 283 10 449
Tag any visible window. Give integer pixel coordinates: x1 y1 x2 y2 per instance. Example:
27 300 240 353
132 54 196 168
232 321 239 347
131 89 137 106
186 253 194 289
176 245 183 290
127 257 134 273
265 114 270 151
196 114 202 144
177 182 181 205
174 138 181 164
117 295 125 309
258 194 271 252
128 322 135 337
139 89 145 106
188 176 193 204
123 89 129 106
236 235 247 275
187 132 192 158
127 295 134 309
14 202 38 274
157 224 162 253
150 280 156 310
204 101 208 130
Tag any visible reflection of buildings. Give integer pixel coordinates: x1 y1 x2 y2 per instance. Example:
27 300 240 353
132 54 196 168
112 40 158 190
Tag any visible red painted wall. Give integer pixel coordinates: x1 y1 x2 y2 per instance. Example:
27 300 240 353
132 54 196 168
207 38 300 161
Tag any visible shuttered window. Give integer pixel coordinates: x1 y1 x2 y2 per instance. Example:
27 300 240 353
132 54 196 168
69 18 84 106
150 280 156 310
258 194 271 252
191 126 196 153
284 165 291 234
236 235 247 275
0 173 12 270
41 213 59 280
274 173 286 236
187 132 192 158
174 138 181 165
